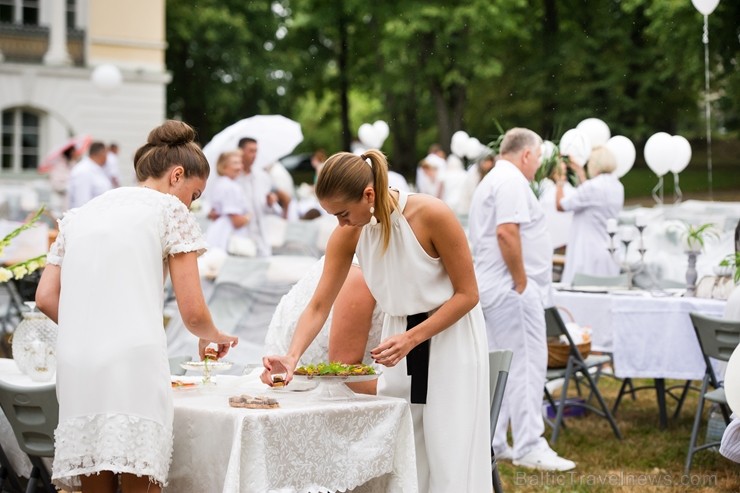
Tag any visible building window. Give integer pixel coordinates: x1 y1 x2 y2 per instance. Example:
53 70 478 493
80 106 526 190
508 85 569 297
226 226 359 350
0 0 39 25
66 0 75 29
1 108 41 172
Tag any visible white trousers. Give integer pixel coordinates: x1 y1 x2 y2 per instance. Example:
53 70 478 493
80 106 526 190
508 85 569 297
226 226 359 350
482 283 549 459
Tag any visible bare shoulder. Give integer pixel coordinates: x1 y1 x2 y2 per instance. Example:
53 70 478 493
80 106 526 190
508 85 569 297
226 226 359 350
405 193 458 224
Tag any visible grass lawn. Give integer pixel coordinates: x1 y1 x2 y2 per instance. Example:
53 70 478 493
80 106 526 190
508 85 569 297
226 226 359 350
496 376 740 492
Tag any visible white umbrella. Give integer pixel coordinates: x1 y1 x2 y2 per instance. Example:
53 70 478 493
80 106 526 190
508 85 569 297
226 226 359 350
202 115 303 171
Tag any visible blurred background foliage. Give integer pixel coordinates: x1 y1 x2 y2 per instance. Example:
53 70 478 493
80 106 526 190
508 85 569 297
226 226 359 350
166 0 739 185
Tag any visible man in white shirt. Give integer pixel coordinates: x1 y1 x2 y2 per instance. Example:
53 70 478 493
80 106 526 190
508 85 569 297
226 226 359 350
469 127 576 471
68 142 112 209
237 137 275 257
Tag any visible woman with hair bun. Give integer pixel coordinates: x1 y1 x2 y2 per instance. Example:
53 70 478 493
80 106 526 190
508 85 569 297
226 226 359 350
262 149 491 492
36 120 239 493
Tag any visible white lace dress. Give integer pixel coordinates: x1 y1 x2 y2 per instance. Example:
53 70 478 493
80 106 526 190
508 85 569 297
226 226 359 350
264 256 384 365
47 187 207 490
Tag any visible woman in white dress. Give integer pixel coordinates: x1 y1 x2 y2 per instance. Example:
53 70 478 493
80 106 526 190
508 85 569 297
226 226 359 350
205 150 251 252
35 120 239 493
262 149 491 492
556 146 624 285
264 255 384 394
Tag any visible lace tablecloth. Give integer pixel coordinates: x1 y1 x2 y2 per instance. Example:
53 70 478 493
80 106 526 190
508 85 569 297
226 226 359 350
552 291 726 379
166 375 417 493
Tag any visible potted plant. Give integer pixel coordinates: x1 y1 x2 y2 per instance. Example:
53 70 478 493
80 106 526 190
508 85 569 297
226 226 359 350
679 222 718 296
682 222 719 253
718 252 740 284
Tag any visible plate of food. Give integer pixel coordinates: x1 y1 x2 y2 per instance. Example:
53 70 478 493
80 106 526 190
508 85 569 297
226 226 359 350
171 376 200 390
180 348 233 384
180 360 233 372
291 362 381 383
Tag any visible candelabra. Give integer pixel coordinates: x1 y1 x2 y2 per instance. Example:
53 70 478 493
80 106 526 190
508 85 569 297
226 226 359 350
606 218 648 289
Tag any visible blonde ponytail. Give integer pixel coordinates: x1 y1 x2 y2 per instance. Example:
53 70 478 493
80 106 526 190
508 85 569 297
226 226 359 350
316 149 398 251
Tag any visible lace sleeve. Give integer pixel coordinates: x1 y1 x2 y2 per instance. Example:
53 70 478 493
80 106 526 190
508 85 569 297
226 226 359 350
47 210 78 265
162 196 208 258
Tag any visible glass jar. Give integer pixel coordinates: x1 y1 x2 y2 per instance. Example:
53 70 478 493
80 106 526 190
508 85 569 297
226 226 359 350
11 302 58 382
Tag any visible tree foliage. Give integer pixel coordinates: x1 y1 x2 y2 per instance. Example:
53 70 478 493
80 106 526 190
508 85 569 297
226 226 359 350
166 0 739 177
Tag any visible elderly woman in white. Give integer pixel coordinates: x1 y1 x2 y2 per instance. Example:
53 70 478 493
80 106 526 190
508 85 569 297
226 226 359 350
556 146 624 285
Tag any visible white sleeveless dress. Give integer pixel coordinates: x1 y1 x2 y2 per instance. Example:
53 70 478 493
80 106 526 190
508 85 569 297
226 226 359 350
47 187 207 490
356 191 491 493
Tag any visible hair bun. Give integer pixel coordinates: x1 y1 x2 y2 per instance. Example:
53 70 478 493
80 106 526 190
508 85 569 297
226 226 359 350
148 120 196 146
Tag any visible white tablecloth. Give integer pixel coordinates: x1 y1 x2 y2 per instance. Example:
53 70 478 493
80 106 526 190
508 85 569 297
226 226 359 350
552 291 726 380
166 374 417 493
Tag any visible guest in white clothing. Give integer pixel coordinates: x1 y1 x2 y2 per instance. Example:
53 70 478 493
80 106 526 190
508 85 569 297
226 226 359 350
469 127 576 472
35 120 238 493
262 149 492 492
104 142 121 188
415 153 445 198
455 153 497 216
237 137 275 256
556 146 624 285
205 150 251 252
67 142 112 209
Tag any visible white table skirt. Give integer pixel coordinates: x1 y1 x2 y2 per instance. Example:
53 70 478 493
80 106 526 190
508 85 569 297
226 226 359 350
166 375 417 493
552 291 726 380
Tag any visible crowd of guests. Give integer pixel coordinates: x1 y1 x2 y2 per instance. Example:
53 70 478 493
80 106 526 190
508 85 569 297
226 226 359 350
44 120 740 493
47 140 121 213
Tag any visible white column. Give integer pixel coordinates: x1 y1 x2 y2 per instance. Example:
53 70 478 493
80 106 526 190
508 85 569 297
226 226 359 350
43 0 72 66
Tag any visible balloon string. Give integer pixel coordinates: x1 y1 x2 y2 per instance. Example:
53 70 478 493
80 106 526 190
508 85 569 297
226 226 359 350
651 175 664 206
673 172 682 204
703 14 713 201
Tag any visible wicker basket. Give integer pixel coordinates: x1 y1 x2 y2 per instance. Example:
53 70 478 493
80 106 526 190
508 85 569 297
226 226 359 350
547 306 591 369
547 340 591 368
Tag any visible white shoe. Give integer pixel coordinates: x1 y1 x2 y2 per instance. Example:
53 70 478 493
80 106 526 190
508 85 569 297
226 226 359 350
513 448 576 471
493 446 514 462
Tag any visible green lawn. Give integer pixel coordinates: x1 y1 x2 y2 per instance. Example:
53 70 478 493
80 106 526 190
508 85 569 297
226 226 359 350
497 377 740 492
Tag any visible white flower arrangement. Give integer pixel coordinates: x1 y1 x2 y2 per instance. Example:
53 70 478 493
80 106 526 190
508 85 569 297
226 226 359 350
0 207 47 283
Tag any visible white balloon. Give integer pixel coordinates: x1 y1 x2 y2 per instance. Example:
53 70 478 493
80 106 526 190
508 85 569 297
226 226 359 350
668 135 692 174
451 130 470 158
91 64 123 92
576 118 611 147
541 140 557 162
358 123 378 149
643 132 673 177
464 137 483 160
373 120 390 145
559 129 592 165
691 0 720 16
605 135 636 178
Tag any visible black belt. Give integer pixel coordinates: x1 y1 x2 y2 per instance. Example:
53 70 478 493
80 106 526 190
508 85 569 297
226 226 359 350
406 312 430 404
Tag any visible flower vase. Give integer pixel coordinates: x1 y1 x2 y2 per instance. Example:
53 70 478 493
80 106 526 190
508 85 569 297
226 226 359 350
11 302 58 382
686 251 700 297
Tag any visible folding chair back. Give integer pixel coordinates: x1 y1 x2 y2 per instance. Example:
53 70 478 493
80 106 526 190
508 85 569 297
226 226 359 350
0 381 57 458
571 272 628 288
0 380 57 492
488 350 512 493
685 313 740 474
489 350 513 434
689 313 740 363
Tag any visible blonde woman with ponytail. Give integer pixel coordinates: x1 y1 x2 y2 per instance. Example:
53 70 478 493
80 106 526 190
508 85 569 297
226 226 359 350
262 149 491 492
